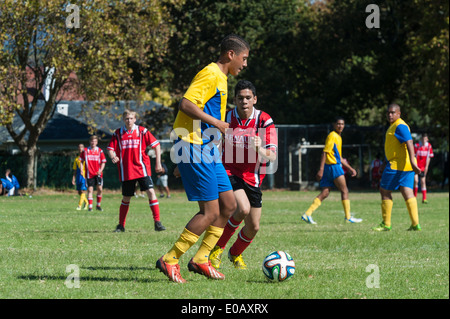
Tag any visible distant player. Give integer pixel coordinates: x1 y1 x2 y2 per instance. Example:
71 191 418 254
107 110 166 232
414 133 434 203
372 104 422 231
156 34 249 283
301 117 362 225
72 143 88 210
81 135 106 211
209 80 277 270
370 154 383 189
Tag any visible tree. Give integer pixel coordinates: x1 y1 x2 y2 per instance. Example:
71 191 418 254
0 0 173 188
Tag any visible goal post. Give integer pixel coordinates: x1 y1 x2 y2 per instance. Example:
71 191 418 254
288 143 372 187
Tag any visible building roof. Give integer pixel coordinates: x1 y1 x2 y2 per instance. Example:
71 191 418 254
0 100 170 153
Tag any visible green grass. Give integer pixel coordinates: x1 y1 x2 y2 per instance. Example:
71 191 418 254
0 190 448 299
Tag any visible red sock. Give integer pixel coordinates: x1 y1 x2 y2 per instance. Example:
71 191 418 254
119 200 130 226
422 189 427 201
229 229 253 256
88 197 93 208
96 195 102 206
149 199 160 222
413 187 418 197
216 216 242 249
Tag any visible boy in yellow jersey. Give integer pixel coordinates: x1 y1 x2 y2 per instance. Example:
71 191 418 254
72 144 88 210
301 117 362 225
372 104 422 231
156 34 250 283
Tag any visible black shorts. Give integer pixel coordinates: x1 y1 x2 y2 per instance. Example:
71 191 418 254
122 176 154 197
87 176 103 188
229 175 262 208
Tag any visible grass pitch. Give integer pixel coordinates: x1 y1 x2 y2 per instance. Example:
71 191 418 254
0 190 448 300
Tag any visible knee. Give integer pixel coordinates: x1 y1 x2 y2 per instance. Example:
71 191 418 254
222 200 237 219
321 189 330 200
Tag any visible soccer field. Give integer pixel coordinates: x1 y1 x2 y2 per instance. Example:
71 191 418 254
0 190 448 300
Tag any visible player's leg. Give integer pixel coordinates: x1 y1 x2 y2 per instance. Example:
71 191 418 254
302 188 329 224
413 174 419 197
211 189 249 268
140 176 165 231
95 177 103 211
420 174 428 203
372 187 393 231
76 190 84 210
114 180 135 232
87 181 94 211
400 186 421 230
333 175 362 223
228 206 262 269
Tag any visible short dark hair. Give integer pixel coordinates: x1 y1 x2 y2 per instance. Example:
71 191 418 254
234 80 256 97
334 116 345 123
220 34 250 55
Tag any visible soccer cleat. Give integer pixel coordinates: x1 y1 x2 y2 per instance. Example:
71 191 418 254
88 207 93 212
209 245 224 269
154 221 166 231
301 214 317 225
76 206 82 211
228 251 248 270
407 224 422 231
187 258 225 280
422 200 428 204
345 216 363 223
113 224 125 232
96 205 103 212
156 256 186 283
372 221 391 232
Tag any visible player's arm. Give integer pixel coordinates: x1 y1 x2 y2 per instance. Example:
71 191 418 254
406 140 421 174
72 160 77 185
251 136 276 162
341 159 357 177
153 144 163 173
316 152 327 181
179 98 229 135
107 149 119 164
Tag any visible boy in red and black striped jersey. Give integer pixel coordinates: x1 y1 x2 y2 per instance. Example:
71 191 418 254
107 110 166 232
210 80 277 270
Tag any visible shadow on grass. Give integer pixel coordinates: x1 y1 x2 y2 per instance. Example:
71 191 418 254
17 266 165 283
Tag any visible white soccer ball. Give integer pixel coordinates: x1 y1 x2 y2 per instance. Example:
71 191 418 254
262 251 295 282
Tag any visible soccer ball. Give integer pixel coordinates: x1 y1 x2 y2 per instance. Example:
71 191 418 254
262 251 295 282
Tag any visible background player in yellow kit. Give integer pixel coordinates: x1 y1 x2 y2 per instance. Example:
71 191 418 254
372 104 422 231
301 117 362 225
72 143 88 210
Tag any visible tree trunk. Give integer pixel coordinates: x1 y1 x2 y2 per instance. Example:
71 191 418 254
24 146 37 189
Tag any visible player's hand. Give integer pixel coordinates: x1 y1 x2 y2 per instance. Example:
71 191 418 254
349 168 357 177
413 165 421 175
155 163 163 174
214 120 229 135
316 170 323 181
173 165 181 178
111 156 120 164
250 136 262 152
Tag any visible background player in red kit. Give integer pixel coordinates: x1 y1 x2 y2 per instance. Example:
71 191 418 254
414 133 434 203
107 109 165 232
210 80 277 269
81 135 107 211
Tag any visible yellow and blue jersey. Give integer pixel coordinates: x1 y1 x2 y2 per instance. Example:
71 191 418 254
73 156 86 183
173 62 228 145
323 131 342 165
384 118 413 171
